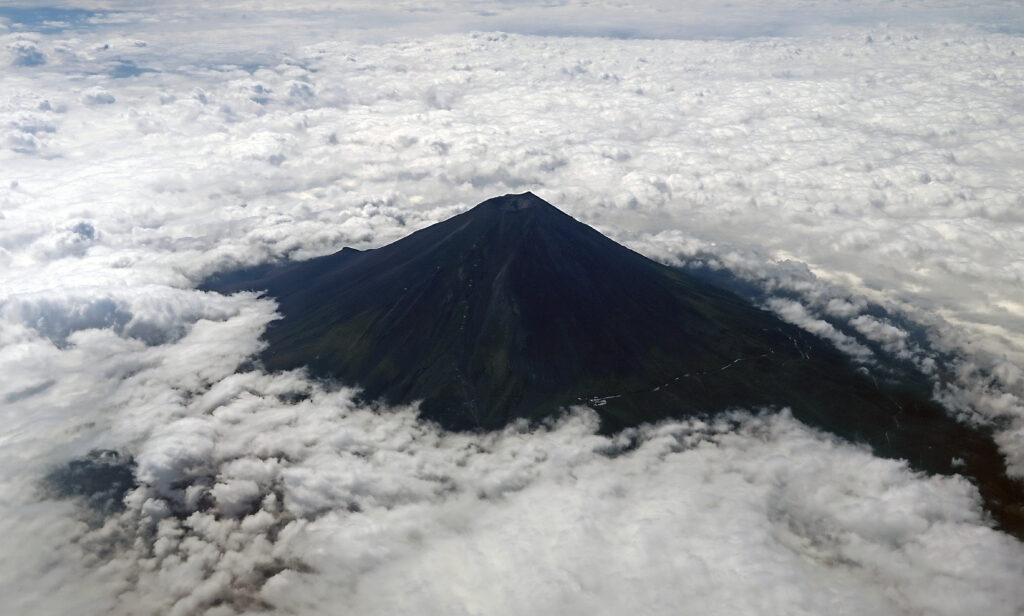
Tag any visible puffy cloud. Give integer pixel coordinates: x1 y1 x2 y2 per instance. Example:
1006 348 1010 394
2 3 1024 614
6 39 45 66
81 87 115 105
10 369 1024 615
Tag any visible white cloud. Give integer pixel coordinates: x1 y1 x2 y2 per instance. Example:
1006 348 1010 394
10 368 1024 615
16 1 1024 42
81 87 115 105
766 297 875 362
5 37 46 67
1 3 1024 614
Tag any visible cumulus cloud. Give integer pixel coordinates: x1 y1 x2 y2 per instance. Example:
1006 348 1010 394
2 2 1024 614
81 87 115 105
6 331 1024 615
7 38 45 66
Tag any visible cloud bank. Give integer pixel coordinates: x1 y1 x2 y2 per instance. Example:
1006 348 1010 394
2 2 1024 614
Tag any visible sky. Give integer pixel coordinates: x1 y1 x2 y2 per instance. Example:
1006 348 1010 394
2 1 1024 614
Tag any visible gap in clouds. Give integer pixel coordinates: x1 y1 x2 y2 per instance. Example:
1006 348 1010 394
0 6 100 34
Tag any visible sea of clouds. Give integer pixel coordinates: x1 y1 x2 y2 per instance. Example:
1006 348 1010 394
2 1 1024 614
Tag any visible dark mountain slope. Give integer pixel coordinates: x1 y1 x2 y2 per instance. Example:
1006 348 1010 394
204 192 1023 535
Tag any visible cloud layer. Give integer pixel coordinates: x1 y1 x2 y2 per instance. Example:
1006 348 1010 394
2 3 1024 614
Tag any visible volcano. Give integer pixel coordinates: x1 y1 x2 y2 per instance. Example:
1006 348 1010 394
205 192 1023 534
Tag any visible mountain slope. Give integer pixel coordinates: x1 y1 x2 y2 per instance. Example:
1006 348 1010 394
204 192 1023 535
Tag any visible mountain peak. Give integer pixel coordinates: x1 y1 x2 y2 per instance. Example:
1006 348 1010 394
474 191 553 213
203 193 1024 536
